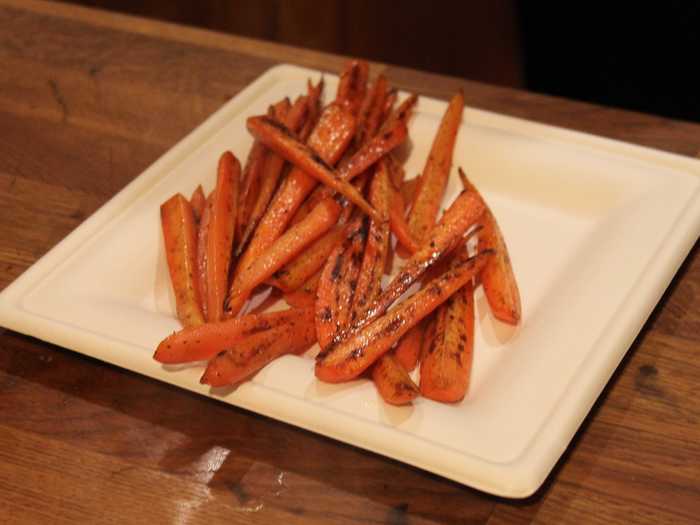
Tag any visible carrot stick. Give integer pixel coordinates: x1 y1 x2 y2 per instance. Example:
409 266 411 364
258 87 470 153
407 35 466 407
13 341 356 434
269 223 350 293
389 185 419 254
336 60 369 115
237 141 267 242
195 192 213 321
235 103 356 276
355 75 388 147
458 168 521 325
284 272 321 308
299 78 324 141
289 117 409 221
315 219 368 349
190 185 206 222
341 189 485 341
407 91 464 246
394 321 424 372
238 96 311 254
226 197 342 317
381 88 398 126
315 250 492 383
161 194 205 327
206 152 240 321
419 315 437 363
350 161 391 324
246 116 379 222
420 279 474 402
371 353 419 405
201 311 316 387
400 177 419 208
154 307 313 364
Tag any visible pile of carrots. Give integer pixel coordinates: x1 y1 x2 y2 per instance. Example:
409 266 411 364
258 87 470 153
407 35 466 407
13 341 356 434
155 60 521 405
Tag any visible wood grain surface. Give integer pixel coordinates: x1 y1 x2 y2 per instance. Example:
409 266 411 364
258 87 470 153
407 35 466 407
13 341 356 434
0 1 698 524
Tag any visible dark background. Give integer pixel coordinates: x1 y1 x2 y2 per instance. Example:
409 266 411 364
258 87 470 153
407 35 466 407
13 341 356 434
55 0 700 123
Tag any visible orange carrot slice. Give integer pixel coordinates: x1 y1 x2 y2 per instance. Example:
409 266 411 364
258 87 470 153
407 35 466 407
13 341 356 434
201 310 316 387
315 250 491 383
195 192 213 321
246 115 379 221
190 185 206 222
336 60 369 115
206 152 240 321
394 321 424 372
226 197 342 317
235 103 356 276
407 91 464 246
161 194 205 327
458 168 521 325
420 279 474 402
371 353 419 405
154 307 313 364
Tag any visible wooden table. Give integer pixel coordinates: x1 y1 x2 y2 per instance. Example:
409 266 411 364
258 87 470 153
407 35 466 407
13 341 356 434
1 1 698 523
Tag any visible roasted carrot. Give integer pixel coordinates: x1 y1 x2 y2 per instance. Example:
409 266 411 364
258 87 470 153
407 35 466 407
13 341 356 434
299 78 324 141
350 161 391 323
420 279 474 402
407 91 464 246
190 185 206 222
226 197 342 317
238 96 311 254
381 88 398 126
269 223 350 293
236 140 267 243
394 321 424 372
206 152 240 321
388 185 419 254
161 194 205 327
419 315 437 363
246 116 379 221
355 75 388 147
336 60 369 115
315 218 367 349
315 250 492 383
201 311 316 387
154 307 313 364
381 93 418 133
371 353 419 405
341 189 485 340
400 177 419 209
459 168 521 325
284 272 321 308
195 192 213 321
235 103 356 276
290 117 409 220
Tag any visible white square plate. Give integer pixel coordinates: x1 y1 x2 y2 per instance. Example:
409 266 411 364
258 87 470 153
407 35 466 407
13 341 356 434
1 64 699 498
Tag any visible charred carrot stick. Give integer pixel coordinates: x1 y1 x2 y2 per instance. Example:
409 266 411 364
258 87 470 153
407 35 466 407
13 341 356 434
206 152 240 321
349 161 391 324
388 185 419 254
238 96 311 254
381 88 398 126
190 185 206 222
458 168 521 325
284 272 321 308
340 189 485 341
290 117 409 221
407 91 464 246
226 197 342 317
237 141 267 242
154 307 313 364
195 192 213 321
419 315 437 363
269 223 351 293
161 194 205 327
315 250 492 383
420 279 474 402
355 75 388 147
394 321 424 372
246 116 379 221
300 78 324 142
235 103 356 276
315 219 368 349
381 93 418 133
201 311 317 387
371 353 419 405
336 60 369 115
400 177 419 209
